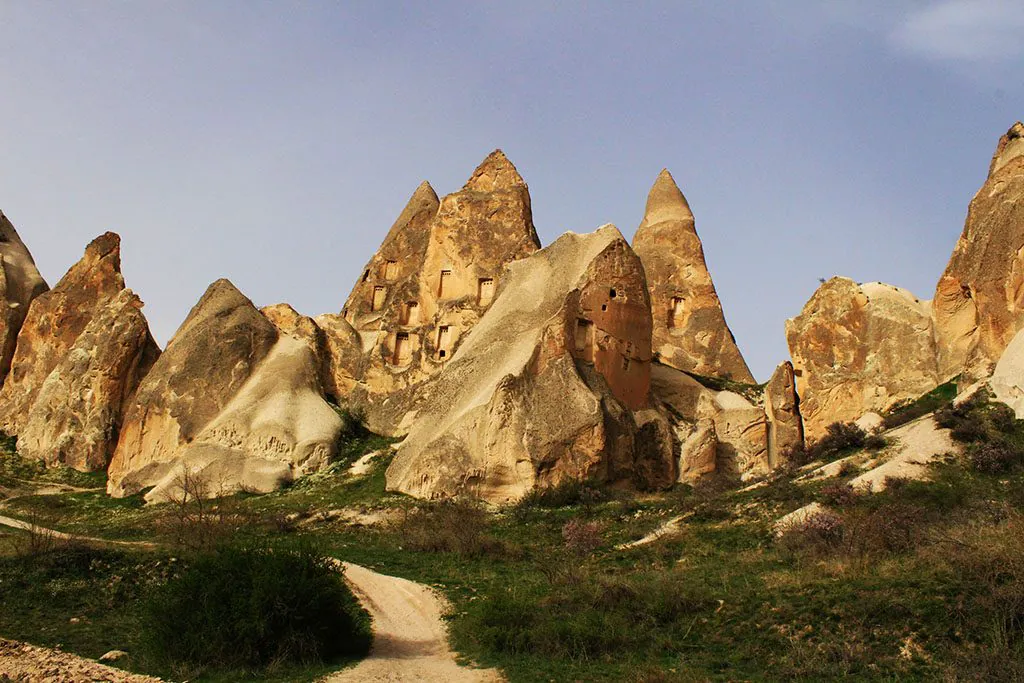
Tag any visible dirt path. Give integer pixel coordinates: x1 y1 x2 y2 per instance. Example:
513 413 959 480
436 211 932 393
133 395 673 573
325 562 503 682
0 516 502 682
0 514 153 548
0 638 161 683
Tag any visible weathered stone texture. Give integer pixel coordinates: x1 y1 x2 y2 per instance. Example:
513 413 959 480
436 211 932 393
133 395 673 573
632 170 753 382
107 279 279 495
339 151 542 434
385 226 673 503
764 361 803 465
934 122 1024 382
0 211 48 383
786 278 940 440
17 288 159 470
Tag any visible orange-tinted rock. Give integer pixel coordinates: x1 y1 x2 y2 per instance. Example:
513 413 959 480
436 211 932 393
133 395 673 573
786 278 940 440
0 233 126 436
17 289 159 470
934 122 1024 382
632 170 754 382
0 212 48 383
385 226 673 503
339 151 542 434
0 233 159 470
764 361 803 465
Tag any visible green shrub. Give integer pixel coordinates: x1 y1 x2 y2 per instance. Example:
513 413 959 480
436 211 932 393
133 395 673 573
141 543 370 674
455 570 714 660
882 379 958 430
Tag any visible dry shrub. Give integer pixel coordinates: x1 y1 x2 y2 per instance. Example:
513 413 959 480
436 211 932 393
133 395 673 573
156 467 254 552
819 482 859 507
779 504 929 561
399 500 507 557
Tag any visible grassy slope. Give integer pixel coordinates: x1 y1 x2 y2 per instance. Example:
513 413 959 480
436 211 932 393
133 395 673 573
3 396 1024 680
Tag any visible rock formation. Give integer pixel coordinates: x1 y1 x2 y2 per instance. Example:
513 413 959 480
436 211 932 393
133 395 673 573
107 279 279 495
934 122 1024 382
990 326 1024 418
385 226 674 503
786 277 940 440
632 170 754 382
108 283 346 500
0 211 48 383
764 361 803 465
0 233 159 470
16 289 159 470
339 151 542 434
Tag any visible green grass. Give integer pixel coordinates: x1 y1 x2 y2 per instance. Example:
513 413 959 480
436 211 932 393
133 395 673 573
883 378 960 429
682 369 765 403
8 397 1024 680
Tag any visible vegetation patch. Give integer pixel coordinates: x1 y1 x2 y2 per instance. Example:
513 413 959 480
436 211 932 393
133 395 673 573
883 378 959 430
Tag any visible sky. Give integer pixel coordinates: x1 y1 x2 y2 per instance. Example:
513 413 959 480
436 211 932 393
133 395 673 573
1 1 1022 381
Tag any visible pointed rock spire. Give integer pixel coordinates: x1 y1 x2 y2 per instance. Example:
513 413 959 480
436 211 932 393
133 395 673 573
632 170 754 383
642 169 694 228
934 121 1024 382
463 149 527 192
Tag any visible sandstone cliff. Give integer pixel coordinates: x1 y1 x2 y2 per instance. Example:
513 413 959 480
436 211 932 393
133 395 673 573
0 233 159 470
0 212 48 383
337 151 542 434
632 170 753 383
934 122 1024 382
385 226 674 503
786 278 940 440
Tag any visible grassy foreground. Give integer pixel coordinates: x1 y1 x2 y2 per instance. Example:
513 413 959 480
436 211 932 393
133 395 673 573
2 393 1024 680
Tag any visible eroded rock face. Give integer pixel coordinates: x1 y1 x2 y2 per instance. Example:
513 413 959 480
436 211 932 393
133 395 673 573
109 285 347 500
0 212 48 383
632 170 753 382
764 361 803 465
991 326 1024 418
17 288 159 471
0 233 159 471
934 122 1024 382
786 277 940 440
678 419 717 482
385 226 674 503
339 151 542 434
0 233 125 436
107 279 279 495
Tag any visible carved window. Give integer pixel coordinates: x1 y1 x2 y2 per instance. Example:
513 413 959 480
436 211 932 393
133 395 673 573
477 278 495 306
668 297 685 328
400 301 419 325
436 325 452 360
371 286 386 312
575 319 594 362
438 269 452 298
393 332 411 365
384 260 399 281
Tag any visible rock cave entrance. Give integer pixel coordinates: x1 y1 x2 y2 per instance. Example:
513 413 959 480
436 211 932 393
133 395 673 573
575 318 595 363
477 278 495 306
436 325 452 360
400 301 419 325
438 269 452 298
668 297 685 328
393 332 411 365
371 286 387 312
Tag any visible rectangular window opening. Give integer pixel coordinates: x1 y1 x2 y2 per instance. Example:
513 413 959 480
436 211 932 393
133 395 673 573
477 277 495 306
371 286 387 312
393 332 411 365
438 269 452 298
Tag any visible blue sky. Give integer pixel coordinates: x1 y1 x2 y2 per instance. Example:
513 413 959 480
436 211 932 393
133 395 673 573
1 1 1022 380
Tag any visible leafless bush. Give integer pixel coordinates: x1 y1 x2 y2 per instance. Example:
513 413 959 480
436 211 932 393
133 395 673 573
157 467 250 552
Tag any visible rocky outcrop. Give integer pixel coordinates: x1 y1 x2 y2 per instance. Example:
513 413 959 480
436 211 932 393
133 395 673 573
315 313 362 400
107 279 279 495
0 212 48 383
764 361 803 465
109 283 347 500
0 233 159 470
632 170 753 382
677 419 717 482
16 289 159 470
934 122 1024 382
786 277 940 440
385 226 674 503
991 326 1024 418
339 151 542 434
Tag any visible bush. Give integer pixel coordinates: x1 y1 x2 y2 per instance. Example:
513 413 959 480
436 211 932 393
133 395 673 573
819 482 859 507
141 543 370 674
967 442 1021 474
788 422 868 467
455 569 715 660
399 501 507 557
515 480 606 511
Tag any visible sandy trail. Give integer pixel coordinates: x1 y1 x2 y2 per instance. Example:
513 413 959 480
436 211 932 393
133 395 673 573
0 515 501 682
326 562 503 682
